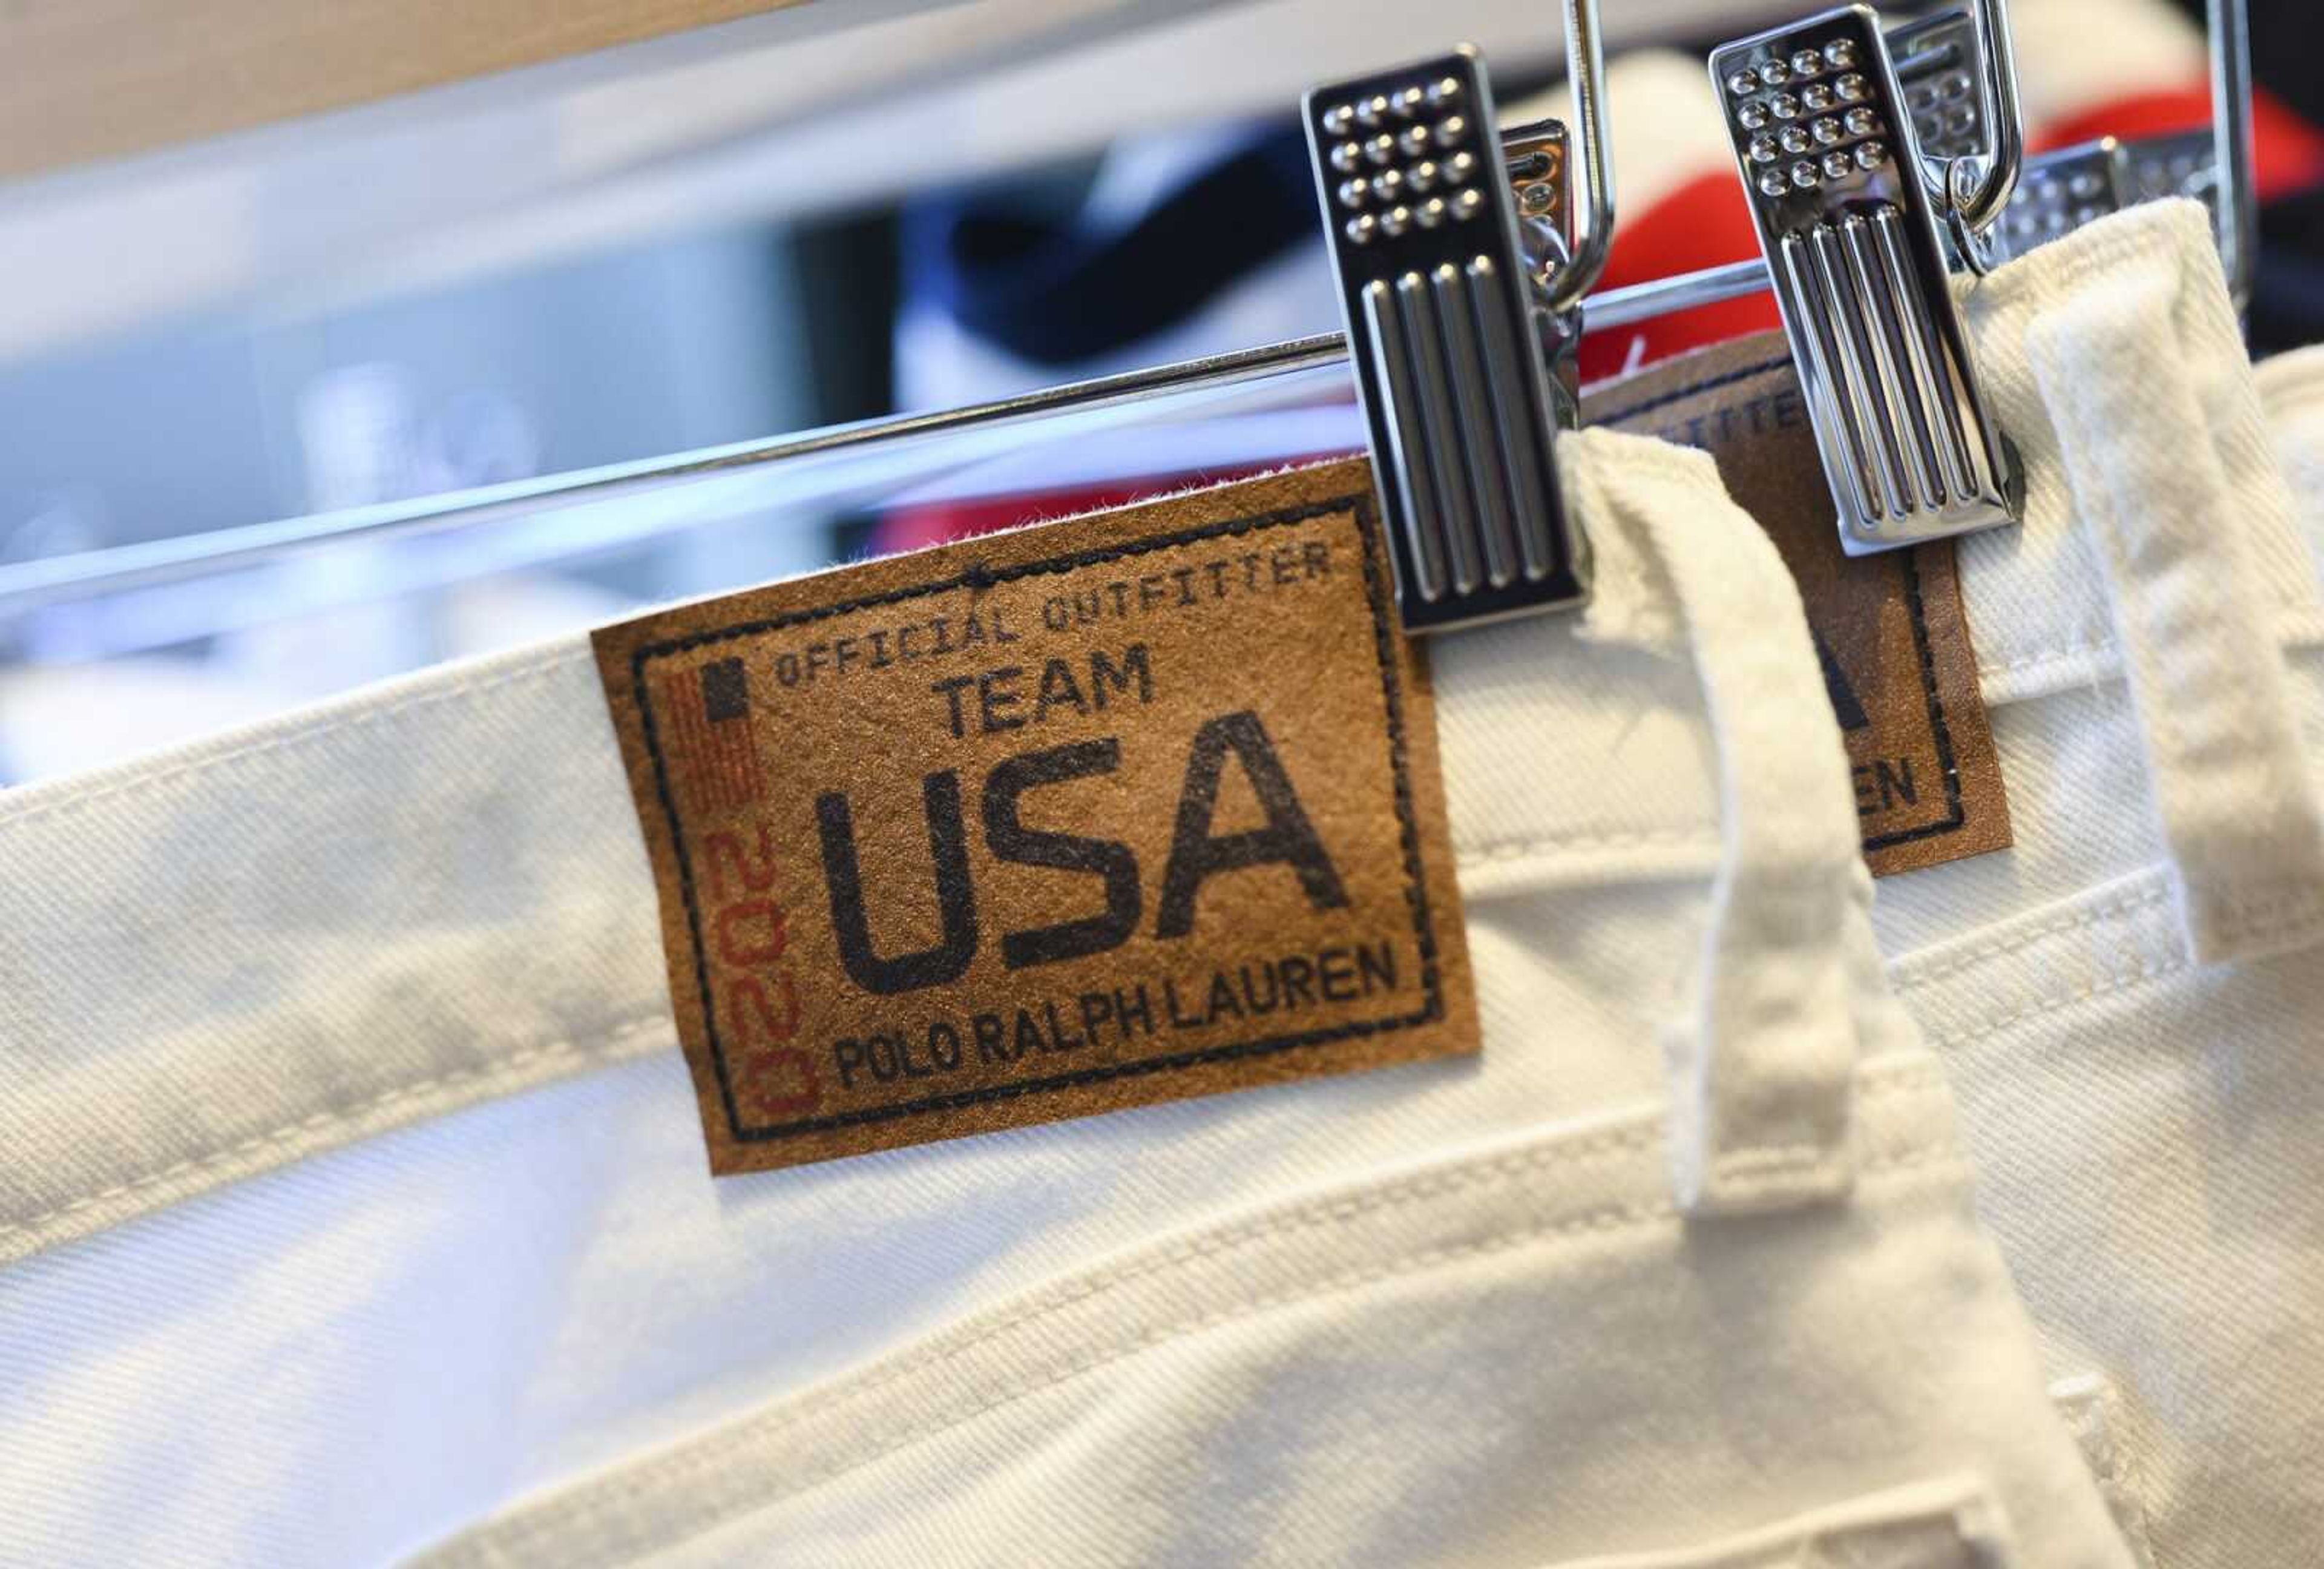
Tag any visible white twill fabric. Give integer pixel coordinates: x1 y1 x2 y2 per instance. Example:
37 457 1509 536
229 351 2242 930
1985 204 2324 962
1566 437 1868 1215
1865 201 2324 1568
2257 341 2324 569
0 435 2131 1565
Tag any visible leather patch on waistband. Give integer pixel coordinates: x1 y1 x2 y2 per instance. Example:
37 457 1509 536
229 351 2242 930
1587 334 2012 875
592 459 1479 1175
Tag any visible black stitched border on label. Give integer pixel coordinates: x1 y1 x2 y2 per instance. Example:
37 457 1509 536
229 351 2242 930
1864 548 1968 849
630 490 1445 1143
1591 353 1794 428
1597 352 1968 852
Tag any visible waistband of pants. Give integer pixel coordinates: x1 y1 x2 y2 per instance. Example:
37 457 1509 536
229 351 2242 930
0 421 1897 1260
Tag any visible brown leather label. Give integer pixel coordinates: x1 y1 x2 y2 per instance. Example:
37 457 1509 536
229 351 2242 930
1586 334 2012 875
593 459 1479 1174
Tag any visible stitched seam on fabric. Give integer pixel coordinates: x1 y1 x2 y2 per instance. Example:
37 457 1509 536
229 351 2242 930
452 1063 1952 1561
2207 887 2324 949
2040 314 2236 896
1712 1145 1844 1174
1454 826 1722 862
660 1118 1683 1441
1889 881 2173 990
2209 883 2324 924
455 1139 1965 1562
0 645 588 832
1590 355 1795 427
1980 639 2119 677
1926 955 2191 1050
2034 311 2324 955
1981 611 2324 686
0 1012 672 1245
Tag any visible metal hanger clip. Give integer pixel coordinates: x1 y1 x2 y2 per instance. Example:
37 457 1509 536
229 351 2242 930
1304 47 1598 632
1710 4 2024 556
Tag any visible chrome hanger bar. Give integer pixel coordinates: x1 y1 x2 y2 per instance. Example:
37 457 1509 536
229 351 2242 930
0 336 1348 615
2211 0 2255 305
1 0 1615 623
11 10 1623 628
1587 258 1770 331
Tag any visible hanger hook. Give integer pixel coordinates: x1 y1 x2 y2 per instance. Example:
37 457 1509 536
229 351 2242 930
1544 0 1615 312
1947 0 2024 234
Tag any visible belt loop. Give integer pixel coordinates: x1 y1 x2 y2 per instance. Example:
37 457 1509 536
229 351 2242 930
1562 428 1868 1215
2022 203 2324 964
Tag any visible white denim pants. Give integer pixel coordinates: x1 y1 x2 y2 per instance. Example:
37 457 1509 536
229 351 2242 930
1554 200 2324 1569
1857 202 2324 1568
1905 205 2324 1569
0 433 2130 1564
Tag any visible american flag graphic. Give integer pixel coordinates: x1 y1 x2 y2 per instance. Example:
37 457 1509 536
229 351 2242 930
661 657 764 815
